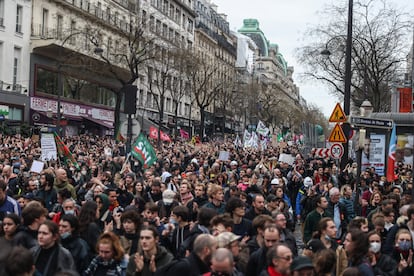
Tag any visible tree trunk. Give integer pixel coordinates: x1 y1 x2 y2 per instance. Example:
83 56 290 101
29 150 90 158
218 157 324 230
200 107 205 138
158 95 165 149
174 101 179 141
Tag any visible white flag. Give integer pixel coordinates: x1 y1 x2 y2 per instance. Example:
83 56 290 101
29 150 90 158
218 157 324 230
256 120 270 137
234 135 242 148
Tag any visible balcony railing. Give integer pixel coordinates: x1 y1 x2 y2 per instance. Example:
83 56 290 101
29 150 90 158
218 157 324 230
0 81 28 95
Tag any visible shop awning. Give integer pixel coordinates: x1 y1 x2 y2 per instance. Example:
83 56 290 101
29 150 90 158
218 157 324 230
82 116 114 129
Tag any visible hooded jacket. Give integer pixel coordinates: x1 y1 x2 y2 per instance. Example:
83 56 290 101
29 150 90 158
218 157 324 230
126 245 174 276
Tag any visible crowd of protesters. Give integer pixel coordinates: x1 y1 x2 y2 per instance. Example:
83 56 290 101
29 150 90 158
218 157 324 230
0 133 414 276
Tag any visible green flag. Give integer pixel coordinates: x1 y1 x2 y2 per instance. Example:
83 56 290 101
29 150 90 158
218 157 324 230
131 133 157 168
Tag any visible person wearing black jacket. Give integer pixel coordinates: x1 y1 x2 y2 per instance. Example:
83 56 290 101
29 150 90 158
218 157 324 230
244 194 271 221
59 214 90 273
367 231 397 276
160 234 217 276
246 225 280 276
35 172 57 212
13 201 47 249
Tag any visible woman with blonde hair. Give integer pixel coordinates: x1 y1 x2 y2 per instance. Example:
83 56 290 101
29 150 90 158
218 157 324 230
84 231 125 275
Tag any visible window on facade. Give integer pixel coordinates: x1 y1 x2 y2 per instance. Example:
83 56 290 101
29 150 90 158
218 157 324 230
35 67 116 108
182 14 186 28
184 103 189 116
156 20 161 34
96 2 102 17
106 6 111 21
149 16 155 32
166 97 171 112
147 92 152 108
107 37 112 58
16 5 23 33
0 0 4 27
162 24 167 37
7 107 23 121
57 15 63 39
169 28 174 41
187 19 193 32
138 89 144 106
70 20 76 44
42 8 48 37
13 47 21 90
142 10 147 27
175 8 180 23
169 4 174 18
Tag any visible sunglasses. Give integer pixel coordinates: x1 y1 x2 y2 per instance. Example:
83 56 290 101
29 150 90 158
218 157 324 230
276 255 293 261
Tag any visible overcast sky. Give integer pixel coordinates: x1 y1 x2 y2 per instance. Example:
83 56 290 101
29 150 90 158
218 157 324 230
214 0 414 117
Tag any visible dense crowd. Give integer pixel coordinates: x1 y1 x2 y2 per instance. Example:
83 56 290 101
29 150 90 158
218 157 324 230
0 133 413 276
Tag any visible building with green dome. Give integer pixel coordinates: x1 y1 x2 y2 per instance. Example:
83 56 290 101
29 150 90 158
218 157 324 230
237 18 303 132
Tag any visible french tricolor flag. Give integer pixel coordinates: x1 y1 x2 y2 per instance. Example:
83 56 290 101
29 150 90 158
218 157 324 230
387 125 397 182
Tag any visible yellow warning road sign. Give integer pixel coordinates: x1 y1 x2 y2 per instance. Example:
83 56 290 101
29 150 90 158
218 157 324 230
329 103 347 123
328 123 347 143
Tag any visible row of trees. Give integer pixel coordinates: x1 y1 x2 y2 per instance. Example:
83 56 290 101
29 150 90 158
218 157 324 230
296 0 413 113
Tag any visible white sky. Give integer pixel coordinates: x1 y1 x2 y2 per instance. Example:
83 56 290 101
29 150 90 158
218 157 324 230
214 0 414 117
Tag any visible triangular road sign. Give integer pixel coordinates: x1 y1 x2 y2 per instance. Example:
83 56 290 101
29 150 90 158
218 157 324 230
328 123 347 143
329 103 347 123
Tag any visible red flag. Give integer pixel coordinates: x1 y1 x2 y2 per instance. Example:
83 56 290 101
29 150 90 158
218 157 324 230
387 125 397 182
149 126 158 140
53 132 79 169
149 126 171 142
180 129 189 139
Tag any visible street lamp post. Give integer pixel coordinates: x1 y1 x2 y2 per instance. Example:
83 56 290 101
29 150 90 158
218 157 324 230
321 0 353 170
342 0 354 170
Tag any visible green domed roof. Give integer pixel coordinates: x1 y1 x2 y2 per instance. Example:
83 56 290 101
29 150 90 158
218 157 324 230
269 43 288 75
238 19 268 56
239 19 288 76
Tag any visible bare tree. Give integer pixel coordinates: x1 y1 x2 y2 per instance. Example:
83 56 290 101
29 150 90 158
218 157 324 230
296 0 412 112
185 51 221 137
95 11 156 136
145 44 178 148
170 47 192 139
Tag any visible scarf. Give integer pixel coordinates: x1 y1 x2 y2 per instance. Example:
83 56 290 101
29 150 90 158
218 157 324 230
181 192 194 206
83 256 122 276
267 266 286 276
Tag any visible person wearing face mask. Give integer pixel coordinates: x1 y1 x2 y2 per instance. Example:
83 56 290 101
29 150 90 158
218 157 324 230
59 214 90 274
162 206 191 257
51 198 78 224
392 229 414 275
367 231 397 276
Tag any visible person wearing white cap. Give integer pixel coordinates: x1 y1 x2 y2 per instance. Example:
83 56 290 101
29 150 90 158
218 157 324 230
295 177 313 222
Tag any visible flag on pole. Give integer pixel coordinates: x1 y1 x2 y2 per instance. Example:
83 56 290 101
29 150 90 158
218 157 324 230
53 132 79 169
387 125 397 182
256 120 270 137
233 135 242 148
131 133 157 168
180 129 190 139
149 126 172 142
243 130 251 148
115 124 125 142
